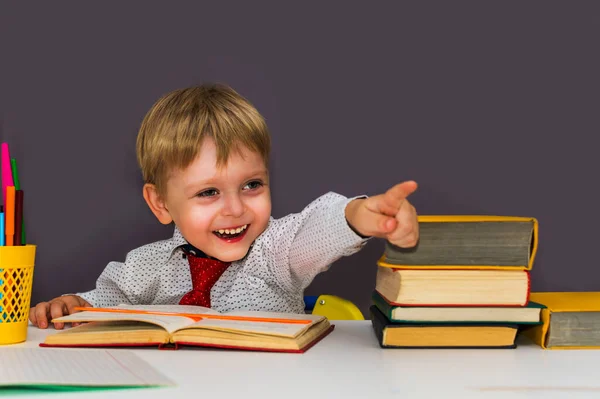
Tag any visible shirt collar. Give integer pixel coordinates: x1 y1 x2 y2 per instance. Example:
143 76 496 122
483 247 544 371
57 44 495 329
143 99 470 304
168 225 212 259
171 225 188 248
168 225 205 258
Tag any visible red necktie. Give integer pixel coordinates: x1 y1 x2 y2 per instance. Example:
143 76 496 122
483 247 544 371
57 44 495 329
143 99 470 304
179 253 230 307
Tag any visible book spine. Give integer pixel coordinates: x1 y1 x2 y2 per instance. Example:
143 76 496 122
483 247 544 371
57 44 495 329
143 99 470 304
369 306 387 348
371 291 394 319
158 343 180 350
525 270 531 305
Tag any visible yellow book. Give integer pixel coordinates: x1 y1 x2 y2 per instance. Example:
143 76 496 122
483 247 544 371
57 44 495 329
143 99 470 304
523 292 600 349
370 305 519 348
378 215 538 270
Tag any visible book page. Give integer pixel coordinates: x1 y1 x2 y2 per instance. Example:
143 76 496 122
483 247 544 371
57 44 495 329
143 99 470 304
226 310 324 321
0 348 174 388
112 304 220 315
182 318 321 338
53 311 194 334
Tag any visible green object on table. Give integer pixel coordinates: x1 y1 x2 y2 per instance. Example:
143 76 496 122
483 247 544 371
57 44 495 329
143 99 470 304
0 385 157 396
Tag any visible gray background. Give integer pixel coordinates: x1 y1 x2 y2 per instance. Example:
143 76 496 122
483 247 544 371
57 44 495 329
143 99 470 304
1 1 599 316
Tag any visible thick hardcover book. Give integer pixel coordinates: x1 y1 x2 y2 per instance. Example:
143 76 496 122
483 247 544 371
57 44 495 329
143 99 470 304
379 215 538 270
375 266 531 307
522 292 600 349
39 305 334 353
370 305 519 349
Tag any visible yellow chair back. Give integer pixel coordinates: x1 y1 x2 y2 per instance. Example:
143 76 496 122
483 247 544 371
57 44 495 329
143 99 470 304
310 294 364 320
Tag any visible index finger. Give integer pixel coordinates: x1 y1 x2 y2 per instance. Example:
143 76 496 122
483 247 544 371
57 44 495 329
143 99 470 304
383 181 418 212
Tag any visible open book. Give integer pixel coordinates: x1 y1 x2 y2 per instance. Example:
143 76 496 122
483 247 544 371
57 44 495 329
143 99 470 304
41 304 334 353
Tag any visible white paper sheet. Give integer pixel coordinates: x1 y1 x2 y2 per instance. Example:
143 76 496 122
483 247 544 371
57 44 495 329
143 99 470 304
0 348 175 388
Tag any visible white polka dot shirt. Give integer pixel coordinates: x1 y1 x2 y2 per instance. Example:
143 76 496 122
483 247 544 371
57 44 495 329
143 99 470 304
77 192 370 314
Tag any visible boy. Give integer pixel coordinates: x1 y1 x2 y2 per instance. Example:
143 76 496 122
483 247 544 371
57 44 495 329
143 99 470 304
30 84 419 329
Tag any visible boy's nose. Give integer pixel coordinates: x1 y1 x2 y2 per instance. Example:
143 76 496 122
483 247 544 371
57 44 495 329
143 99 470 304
221 194 245 217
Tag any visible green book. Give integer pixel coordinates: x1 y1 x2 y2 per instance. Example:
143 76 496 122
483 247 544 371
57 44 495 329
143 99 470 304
372 290 544 325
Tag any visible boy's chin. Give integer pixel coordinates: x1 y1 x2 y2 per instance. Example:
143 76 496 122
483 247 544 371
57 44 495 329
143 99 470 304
210 245 251 263
214 251 248 263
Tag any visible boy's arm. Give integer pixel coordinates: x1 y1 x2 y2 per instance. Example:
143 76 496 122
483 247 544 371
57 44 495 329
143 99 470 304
74 262 133 307
72 233 184 307
29 263 132 329
30 237 181 329
267 192 371 291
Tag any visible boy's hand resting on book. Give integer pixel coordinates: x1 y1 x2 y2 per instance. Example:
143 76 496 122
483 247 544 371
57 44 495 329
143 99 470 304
345 180 419 248
29 295 92 330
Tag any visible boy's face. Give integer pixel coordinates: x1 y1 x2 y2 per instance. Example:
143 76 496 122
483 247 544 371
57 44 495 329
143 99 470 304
155 139 271 262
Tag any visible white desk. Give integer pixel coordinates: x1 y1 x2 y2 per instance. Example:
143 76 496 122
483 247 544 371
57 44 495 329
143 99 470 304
3 322 599 399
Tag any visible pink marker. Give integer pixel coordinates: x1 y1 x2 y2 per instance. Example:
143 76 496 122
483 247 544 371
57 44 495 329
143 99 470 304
1 143 14 207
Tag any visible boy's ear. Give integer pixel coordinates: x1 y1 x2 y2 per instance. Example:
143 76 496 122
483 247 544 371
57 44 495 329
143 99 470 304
142 184 173 225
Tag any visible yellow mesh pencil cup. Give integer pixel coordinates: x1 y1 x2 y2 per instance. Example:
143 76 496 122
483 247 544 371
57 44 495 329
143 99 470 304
0 245 36 345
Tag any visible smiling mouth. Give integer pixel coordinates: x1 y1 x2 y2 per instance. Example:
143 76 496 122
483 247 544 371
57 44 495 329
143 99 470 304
213 224 249 239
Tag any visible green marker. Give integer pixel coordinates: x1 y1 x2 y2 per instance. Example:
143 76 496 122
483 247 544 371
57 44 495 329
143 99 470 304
10 158 26 245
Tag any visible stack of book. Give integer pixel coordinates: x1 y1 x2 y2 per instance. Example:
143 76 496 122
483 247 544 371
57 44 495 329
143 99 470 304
370 215 544 349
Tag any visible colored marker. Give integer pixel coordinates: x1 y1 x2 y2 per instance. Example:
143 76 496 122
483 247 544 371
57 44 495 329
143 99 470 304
15 190 23 246
10 158 25 244
1 143 14 207
10 159 20 190
0 206 4 246
5 186 15 246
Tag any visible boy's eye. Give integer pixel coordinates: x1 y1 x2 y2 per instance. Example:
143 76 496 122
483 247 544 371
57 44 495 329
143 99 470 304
198 189 218 197
243 180 263 190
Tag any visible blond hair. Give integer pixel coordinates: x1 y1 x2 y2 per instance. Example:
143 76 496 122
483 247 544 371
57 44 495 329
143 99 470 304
136 83 271 195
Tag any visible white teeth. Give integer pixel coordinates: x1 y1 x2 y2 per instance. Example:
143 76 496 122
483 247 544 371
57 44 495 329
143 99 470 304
215 225 248 235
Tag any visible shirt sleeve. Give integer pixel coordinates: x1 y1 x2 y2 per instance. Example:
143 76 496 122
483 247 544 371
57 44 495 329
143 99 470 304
265 192 372 292
75 261 133 307
74 237 177 307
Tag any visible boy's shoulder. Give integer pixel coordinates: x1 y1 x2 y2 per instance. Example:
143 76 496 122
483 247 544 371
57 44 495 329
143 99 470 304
124 226 186 264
